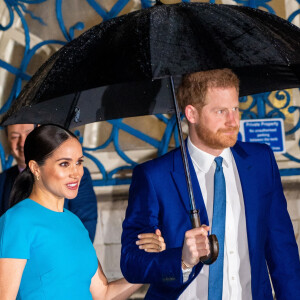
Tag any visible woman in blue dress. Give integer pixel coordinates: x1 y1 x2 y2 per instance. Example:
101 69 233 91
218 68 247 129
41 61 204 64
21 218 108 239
0 124 166 299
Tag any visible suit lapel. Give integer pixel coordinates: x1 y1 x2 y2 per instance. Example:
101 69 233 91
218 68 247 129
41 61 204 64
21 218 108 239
231 142 259 270
171 143 209 226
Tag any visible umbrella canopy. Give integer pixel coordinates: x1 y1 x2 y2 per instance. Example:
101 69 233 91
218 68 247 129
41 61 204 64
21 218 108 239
2 2 300 127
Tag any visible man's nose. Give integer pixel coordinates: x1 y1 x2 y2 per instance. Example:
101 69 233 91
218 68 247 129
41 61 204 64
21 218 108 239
18 135 27 147
226 111 238 127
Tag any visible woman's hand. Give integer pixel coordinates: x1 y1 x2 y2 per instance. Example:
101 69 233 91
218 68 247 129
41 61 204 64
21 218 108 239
136 229 166 252
91 229 166 299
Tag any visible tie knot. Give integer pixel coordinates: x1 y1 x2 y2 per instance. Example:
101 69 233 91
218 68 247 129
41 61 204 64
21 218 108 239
214 156 223 169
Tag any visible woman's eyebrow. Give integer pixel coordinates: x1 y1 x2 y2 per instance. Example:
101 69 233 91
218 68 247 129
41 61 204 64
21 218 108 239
56 158 72 161
56 155 84 162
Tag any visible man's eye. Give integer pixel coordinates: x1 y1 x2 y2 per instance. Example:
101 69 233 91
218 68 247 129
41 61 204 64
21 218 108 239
233 107 239 112
217 110 224 114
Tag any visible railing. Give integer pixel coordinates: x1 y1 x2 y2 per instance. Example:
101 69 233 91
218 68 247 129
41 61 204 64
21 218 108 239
1 0 300 185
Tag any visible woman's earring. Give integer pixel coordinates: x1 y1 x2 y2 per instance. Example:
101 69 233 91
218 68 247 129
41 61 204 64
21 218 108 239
36 175 39 181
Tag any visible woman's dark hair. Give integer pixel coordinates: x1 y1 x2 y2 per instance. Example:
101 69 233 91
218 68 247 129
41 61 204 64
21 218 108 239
9 124 77 207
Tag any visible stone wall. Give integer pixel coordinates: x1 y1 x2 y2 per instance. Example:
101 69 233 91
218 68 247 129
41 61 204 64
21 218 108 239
93 188 150 298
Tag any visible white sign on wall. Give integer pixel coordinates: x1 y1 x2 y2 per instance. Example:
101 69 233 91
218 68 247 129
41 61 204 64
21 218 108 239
238 118 286 153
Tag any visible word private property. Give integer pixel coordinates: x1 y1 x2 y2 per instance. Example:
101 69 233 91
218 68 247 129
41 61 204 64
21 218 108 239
238 118 286 153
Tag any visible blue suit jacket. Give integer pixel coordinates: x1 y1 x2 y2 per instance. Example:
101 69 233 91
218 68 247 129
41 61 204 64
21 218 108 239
0 166 98 242
121 141 300 299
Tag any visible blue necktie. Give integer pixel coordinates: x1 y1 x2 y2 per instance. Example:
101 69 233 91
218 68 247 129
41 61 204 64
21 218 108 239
208 157 226 300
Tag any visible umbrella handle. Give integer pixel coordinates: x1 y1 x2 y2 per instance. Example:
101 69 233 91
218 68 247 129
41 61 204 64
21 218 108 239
190 209 201 227
191 210 219 265
200 234 219 265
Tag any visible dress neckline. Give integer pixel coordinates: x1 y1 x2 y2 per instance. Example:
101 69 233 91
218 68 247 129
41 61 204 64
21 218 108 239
26 198 66 214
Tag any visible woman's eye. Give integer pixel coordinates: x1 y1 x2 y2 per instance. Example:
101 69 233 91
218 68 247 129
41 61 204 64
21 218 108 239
60 162 69 167
77 159 84 165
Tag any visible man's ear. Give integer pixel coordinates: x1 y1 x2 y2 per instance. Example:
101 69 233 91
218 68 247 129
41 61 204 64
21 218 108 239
185 105 199 124
28 160 40 179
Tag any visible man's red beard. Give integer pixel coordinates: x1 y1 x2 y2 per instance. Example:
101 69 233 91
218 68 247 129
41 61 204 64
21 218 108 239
195 123 239 150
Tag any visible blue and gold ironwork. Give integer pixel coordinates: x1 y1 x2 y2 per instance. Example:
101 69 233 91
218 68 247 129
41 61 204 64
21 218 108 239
1 0 300 185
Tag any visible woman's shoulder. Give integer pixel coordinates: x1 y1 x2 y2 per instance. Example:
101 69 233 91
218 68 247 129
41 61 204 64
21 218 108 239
63 208 87 228
1 199 37 224
5 198 35 214
0 199 35 258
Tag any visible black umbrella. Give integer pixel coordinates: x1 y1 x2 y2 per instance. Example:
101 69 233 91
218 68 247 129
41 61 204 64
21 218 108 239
3 1 300 264
3 1 300 125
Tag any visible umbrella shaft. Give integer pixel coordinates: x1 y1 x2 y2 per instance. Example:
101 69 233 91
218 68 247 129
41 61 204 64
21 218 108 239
169 77 201 228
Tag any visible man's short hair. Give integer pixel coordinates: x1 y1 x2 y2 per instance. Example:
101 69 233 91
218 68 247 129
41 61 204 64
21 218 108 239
176 68 240 113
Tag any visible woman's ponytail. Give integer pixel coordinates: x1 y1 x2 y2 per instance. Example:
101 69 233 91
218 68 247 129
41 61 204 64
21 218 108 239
9 167 34 208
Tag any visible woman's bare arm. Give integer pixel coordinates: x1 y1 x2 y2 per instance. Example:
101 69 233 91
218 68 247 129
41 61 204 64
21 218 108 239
90 229 166 299
0 258 26 300
90 261 141 300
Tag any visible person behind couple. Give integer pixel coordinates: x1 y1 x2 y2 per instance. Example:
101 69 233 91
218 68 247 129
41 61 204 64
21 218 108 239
121 69 300 299
0 123 98 241
0 124 166 299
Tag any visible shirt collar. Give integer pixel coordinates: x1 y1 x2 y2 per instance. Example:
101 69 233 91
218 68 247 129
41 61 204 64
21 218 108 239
18 165 25 173
187 137 232 173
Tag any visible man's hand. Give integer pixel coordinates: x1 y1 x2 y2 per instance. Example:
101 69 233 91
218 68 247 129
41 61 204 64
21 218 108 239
181 225 210 268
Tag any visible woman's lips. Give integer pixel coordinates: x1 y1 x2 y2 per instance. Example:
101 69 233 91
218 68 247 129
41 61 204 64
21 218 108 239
66 182 79 190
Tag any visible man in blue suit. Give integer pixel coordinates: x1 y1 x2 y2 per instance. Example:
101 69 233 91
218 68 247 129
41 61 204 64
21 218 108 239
0 124 98 241
121 69 300 299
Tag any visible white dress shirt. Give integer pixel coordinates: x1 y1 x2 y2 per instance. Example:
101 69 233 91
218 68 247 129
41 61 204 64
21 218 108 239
179 138 252 300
